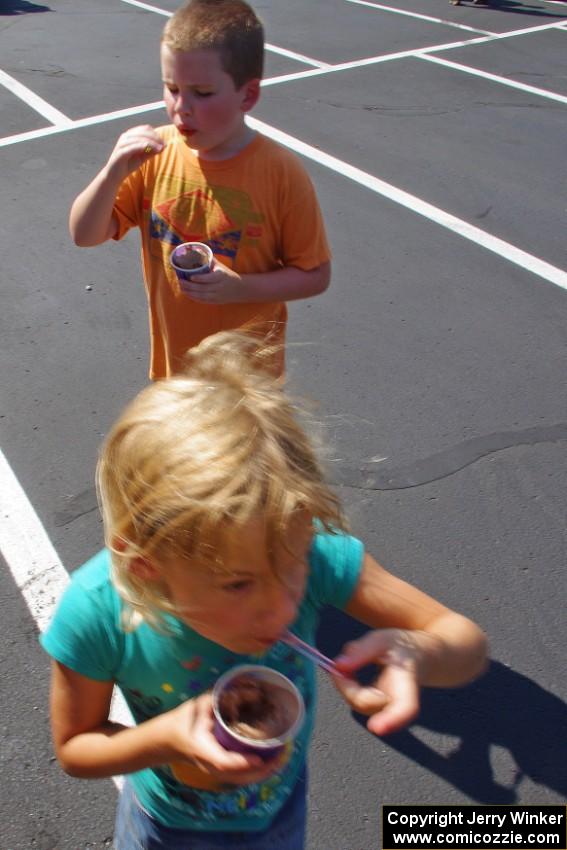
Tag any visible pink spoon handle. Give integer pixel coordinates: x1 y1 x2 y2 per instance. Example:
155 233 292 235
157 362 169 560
281 630 344 677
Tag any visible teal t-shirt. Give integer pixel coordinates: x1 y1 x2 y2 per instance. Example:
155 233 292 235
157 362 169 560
41 530 364 832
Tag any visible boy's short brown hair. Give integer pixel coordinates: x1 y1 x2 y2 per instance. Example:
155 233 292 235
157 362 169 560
162 0 264 89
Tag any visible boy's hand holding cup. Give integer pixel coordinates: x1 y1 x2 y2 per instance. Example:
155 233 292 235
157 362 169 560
170 242 214 293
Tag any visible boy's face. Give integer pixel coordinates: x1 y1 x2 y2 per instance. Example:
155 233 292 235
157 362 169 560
158 515 312 655
161 45 260 159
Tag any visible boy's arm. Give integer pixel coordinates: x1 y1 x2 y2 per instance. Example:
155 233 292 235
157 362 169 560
331 553 488 735
179 260 331 305
49 661 278 784
69 167 121 246
69 124 164 247
241 261 331 302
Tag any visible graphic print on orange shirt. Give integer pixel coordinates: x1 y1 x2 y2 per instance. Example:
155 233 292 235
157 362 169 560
147 175 264 264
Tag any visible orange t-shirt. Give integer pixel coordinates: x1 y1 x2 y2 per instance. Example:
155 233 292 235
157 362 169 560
112 127 331 378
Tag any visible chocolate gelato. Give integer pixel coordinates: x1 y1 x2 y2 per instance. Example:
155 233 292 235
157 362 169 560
173 246 208 270
218 674 297 741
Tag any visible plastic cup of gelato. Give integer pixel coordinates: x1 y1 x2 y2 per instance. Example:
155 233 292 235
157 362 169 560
170 242 213 290
212 665 305 761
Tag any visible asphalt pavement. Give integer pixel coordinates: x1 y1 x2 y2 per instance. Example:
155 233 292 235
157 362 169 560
1 1 566 848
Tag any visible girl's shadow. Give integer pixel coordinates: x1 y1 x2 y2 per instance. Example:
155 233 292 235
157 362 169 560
317 608 567 803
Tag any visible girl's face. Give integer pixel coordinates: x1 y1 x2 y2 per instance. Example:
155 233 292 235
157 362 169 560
160 45 260 159
160 515 313 655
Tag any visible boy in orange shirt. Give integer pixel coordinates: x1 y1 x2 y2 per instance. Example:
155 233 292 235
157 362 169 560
69 0 331 379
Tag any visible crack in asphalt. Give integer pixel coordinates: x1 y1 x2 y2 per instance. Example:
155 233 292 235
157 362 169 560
54 486 98 527
54 424 567 524
332 423 567 491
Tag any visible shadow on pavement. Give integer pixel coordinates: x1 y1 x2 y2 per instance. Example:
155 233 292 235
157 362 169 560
317 608 567 803
451 0 567 15
0 0 51 15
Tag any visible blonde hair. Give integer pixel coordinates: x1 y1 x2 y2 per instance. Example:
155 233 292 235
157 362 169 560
97 331 347 629
162 0 264 89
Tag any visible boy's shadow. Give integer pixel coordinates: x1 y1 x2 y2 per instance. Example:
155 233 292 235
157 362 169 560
317 608 567 803
0 0 51 14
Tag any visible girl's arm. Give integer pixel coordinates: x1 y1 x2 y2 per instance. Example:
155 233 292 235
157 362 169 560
332 553 488 735
50 661 279 784
344 553 488 686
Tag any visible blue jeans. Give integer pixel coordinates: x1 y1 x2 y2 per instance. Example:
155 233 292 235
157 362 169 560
113 775 307 850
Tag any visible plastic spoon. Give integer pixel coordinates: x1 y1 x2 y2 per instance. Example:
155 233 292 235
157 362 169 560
281 630 345 677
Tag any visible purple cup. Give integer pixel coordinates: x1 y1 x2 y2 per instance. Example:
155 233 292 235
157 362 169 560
212 665 305 761
170 242 213 291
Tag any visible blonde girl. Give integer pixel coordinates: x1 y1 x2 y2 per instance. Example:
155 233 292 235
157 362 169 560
42 331 487 850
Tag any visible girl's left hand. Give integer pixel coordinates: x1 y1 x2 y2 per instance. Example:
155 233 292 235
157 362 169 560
181 260 245 305
331 629 424 736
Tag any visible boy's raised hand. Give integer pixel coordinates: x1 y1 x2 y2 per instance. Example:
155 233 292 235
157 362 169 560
106 124 165 183
331 629 424 737
157 691 282 786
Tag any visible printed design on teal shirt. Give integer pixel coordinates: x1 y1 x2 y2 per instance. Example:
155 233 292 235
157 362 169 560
127 644 311 823
158 738 300 822
124 689 164 722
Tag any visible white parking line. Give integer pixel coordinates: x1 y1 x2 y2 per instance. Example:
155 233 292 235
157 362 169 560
118 0 169 13
117 0 328 68
263 44 332 69
248 115 567 293
2 15 566 147
0 448 69 632
1 94 565 291
0 10 565 294
0 446 132 785
0 69 73 127
419 54 567 105
261 19 567 87
344 0 496 36
0 100 166 148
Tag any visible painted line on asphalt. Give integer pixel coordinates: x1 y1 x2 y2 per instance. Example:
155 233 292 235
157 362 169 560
260 19 567 87
0 447 132 787
263 44 332 69
0 69 73 127
0 14 565 292
117 0 329 67
117 0 170 13
344 0 496 36
248 114 567 292
0 101 166 148
2 14 566 146
419 53 567 105
0 448 69 633
0 95 565 291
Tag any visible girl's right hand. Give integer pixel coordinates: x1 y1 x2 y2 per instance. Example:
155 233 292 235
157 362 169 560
105 125 165 182
155 692 282 786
